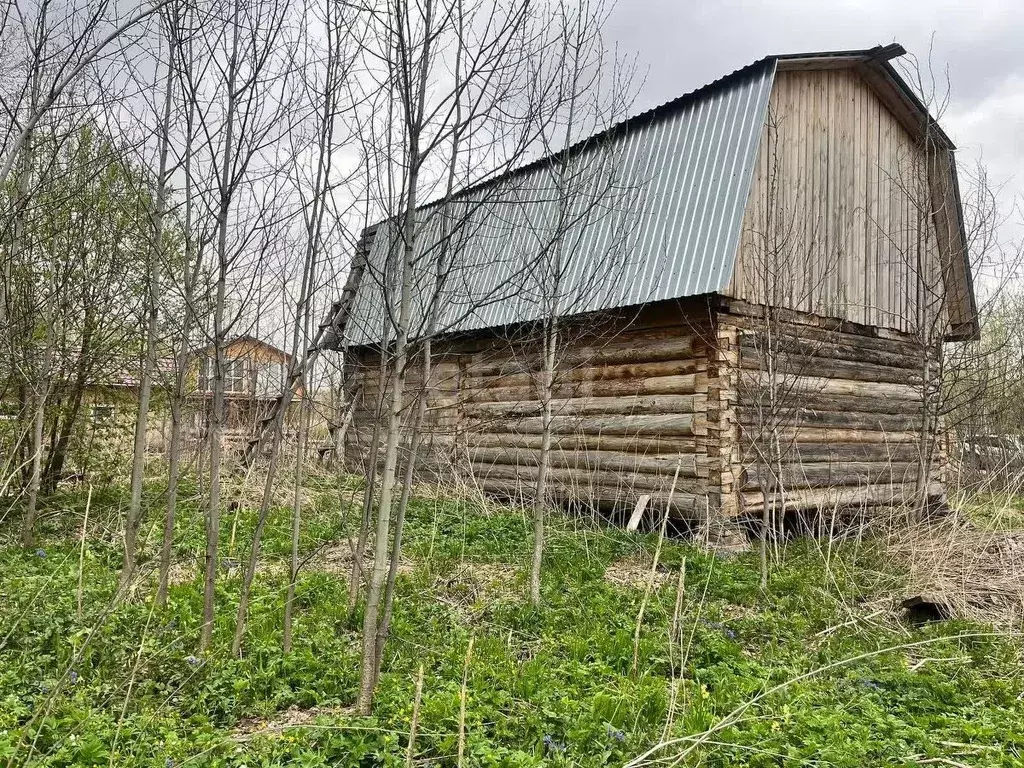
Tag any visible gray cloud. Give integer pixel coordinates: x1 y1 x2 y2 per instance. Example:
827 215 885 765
605 0 1024 232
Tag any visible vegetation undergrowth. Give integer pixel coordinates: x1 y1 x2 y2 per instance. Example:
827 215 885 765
1 477 1022 767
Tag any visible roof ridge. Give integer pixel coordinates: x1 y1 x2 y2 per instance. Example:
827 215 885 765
397 44 931 220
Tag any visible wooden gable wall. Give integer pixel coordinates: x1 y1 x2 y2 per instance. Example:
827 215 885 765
726 67 956 336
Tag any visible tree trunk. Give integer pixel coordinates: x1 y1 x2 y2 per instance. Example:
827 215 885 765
41 384 85 494
22 337 54 548
122 27 175 586
42 314 93 494
159 14 200 608
530 316 557 607
158 394 183 606
373 339 430 686
915 343 935 516
330 384 356 471
356 137 421 713
283 386 310 652
12 48 44 547
202 315 226 652
348 356 387 613
201 0 242 654
357 338 409 713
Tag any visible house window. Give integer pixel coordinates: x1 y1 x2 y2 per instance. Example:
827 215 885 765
91 405 114 423
254 359 285 396
199 356 249 394
225 358 247 394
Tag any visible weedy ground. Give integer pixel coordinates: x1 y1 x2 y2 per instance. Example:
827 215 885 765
1 474 1022 767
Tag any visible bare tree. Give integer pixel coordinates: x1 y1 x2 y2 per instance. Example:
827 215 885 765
175 0 299 652
121 5 180 586
4 0 52 548
507 2 633 605
230 0 357 656
335 0 637 710
733 104 837 587
157 0 215 607
0 0 171 190
890 53 1019 517
345 0 561 713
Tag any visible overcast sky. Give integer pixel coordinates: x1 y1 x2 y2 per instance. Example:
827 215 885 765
604 0 1024 243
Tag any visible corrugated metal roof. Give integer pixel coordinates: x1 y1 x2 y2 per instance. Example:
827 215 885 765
345 59 777 345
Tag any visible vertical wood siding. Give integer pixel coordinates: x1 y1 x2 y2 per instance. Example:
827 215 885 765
728 69 948 335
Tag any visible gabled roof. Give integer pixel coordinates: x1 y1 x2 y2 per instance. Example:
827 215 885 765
338 44 976 346
195 336 291 362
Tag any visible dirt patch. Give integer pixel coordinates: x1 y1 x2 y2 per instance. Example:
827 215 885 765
165 559 199 586
232 704 356 742
430 562 521 616
304 539 415 578
306 539 366 575
442 561 519 593
604 553 675 590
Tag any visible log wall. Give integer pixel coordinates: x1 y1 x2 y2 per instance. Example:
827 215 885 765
344 301 721 517
716 298 943 515
344 297 946 526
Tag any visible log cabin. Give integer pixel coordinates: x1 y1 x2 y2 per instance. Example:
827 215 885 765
326 44 978 546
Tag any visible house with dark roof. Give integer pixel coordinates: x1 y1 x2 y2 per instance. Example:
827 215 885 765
329 45 978 544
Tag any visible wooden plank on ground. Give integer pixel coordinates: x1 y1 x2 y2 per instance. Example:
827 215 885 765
626 495 650 531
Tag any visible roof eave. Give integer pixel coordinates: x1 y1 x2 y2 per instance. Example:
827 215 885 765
774 44 956 151
945 152 981 342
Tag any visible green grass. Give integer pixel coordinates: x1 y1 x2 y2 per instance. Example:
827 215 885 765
1 477 1022 766
958 491 1024 531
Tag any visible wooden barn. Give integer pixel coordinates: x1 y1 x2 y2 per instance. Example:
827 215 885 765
329 45 978 545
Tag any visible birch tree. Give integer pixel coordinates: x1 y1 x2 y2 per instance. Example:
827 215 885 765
121 5 181 586
232 0 357 655
490 0 633 606
0 0 170 191
157 0 215 607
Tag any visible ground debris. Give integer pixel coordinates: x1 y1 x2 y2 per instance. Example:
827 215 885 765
232 704 356 741
432 561 520 605
306 539 369 575
887 515 1024 630
604 552 673 589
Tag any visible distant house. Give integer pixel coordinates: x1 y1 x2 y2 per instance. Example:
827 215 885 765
190 336 298 439
330 45 977 544
70 336 297 452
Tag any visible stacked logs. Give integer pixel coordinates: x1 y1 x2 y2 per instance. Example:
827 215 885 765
721 300 942 513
